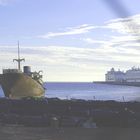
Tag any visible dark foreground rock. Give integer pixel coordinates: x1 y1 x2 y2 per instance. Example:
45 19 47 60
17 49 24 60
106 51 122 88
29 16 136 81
0 98 140 128
0 125 140 140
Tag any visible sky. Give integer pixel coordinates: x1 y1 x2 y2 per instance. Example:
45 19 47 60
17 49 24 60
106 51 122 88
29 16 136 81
0 0 140 82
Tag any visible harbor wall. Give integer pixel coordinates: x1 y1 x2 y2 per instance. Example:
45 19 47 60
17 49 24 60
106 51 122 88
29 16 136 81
94 81 140 87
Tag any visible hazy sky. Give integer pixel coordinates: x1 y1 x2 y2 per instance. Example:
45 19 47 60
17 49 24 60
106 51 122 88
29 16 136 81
0 0 140 82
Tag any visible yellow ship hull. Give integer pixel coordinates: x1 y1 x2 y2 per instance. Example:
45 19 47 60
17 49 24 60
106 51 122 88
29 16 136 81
0 73 45 99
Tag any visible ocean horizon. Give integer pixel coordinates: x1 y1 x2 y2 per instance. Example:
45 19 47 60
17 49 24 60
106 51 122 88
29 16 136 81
0 82 140 102
43 82 140 102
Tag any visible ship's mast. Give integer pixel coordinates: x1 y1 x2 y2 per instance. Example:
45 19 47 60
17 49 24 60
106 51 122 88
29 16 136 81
13 41 25 70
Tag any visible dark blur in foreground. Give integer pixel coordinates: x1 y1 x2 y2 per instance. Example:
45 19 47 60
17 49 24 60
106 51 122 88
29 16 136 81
0 126 140 140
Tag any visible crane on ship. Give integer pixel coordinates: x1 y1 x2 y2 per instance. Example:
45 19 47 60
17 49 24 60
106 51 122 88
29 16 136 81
13 41 25 71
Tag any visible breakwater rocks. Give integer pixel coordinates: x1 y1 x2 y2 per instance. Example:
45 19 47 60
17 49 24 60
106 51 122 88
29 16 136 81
0 98 140 128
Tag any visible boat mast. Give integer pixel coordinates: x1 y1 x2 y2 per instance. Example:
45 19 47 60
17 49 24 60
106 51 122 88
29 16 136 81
13 41 25 70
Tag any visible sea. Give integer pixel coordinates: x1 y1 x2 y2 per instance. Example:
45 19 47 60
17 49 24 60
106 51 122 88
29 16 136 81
44 82 140 102
0 82 140 102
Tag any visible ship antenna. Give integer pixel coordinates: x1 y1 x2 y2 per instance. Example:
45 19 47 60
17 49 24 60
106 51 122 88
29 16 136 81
13 41 25 70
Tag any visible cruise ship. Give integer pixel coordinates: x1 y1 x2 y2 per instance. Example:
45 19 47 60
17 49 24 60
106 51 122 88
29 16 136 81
106 67 140 82
94 67 140 87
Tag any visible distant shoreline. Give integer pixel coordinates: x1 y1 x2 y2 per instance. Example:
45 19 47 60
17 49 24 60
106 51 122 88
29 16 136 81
94 81 140 87
45 81 140 87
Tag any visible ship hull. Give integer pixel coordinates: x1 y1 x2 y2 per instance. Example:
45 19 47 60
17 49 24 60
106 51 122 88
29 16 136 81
0 73 45 99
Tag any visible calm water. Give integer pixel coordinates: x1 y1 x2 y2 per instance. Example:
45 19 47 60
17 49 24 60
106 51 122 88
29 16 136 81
1 82 140 101
44 82 140 102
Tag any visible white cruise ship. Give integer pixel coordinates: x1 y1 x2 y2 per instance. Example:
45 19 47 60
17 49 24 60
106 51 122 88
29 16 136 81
106 67 140 82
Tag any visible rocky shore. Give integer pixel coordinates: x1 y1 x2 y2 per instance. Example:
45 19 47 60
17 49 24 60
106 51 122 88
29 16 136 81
0 97 140 128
